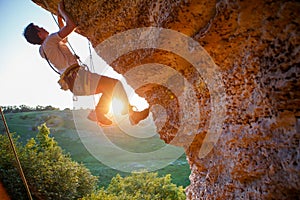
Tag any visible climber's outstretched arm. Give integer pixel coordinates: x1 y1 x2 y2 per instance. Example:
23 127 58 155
57 0 77 39
57 14 64 29
57 14 68 43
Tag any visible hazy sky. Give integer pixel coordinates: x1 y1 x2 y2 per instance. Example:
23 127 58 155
0 1 145 110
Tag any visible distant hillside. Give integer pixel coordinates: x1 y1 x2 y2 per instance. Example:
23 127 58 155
1 105 61 114
2 110 190 188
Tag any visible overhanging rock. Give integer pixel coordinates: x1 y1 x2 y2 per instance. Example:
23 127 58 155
33 0 300 199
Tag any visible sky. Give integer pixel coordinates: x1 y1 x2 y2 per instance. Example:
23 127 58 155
0 1 146 110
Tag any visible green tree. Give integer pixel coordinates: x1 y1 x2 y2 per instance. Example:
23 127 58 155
35 124 57 150
0 124 98 200
82 172 186 200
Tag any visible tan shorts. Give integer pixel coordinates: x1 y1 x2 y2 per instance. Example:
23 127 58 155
58 65 118 96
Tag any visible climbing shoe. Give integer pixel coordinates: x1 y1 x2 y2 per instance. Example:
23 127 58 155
129 106 150 125
87 110 112 126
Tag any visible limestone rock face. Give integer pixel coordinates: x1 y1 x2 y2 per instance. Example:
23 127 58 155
33 0 300 199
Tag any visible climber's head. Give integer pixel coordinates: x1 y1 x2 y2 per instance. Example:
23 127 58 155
23 23 49 45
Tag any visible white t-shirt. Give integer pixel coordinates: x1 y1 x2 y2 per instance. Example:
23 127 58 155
39 33 78 74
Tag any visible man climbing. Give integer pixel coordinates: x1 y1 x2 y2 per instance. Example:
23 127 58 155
23 0 149 126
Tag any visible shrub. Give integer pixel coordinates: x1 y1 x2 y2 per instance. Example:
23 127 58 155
82 172 186 200
0 124 97 200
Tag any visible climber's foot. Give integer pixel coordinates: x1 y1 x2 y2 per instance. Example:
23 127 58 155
87 110 97 122
129 106 150 125
97 120 113 127
120 107 129 115
87 110 112 126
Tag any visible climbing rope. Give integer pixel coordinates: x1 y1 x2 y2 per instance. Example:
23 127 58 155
0 107 33 200
88 41 96 73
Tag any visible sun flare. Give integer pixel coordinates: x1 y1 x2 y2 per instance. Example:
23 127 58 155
108 95 149 116
109 98 125 115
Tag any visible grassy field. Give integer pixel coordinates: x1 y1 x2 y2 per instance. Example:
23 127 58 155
3 110 190 188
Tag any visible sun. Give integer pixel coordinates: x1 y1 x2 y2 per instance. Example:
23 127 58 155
108 95 149 116
109 98 125 115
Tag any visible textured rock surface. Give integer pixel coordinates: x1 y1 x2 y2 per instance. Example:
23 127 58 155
33 0 300 199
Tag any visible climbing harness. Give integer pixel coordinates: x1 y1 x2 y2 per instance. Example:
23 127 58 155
0 107 33 200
